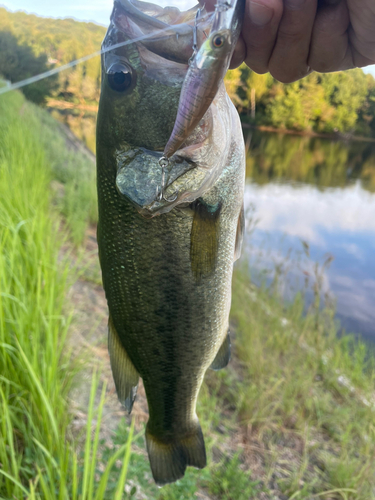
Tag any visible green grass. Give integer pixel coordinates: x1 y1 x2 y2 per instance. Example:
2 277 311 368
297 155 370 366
31 105 97 247
229 267 375 499
0 90 130 499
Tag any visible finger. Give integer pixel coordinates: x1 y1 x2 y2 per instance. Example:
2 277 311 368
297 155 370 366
309 1 353 72
347 0 375 66
230 34 247 68
242 0 284 74
268 0 318 83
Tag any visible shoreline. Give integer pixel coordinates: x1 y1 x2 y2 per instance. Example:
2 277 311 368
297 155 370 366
242 122 375 143
46 101 375 144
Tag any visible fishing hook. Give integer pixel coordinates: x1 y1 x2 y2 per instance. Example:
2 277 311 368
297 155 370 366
156 156 179 203
188 7 202 66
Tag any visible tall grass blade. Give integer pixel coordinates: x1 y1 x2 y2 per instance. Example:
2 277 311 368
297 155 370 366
15 338 59 442
114 418 135 500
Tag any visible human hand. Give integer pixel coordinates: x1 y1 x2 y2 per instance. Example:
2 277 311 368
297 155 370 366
205 0 375 83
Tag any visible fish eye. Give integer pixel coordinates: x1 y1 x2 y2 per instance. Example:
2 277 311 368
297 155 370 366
107 62 135 93
212 35 225 49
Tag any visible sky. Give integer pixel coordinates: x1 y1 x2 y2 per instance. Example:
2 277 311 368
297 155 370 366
243 181 375 337
0 0 195 25
1 0 375 77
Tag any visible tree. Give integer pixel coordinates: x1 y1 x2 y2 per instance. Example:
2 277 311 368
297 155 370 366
0 30 58 104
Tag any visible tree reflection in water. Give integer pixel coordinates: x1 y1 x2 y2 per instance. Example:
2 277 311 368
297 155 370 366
246 130 375 192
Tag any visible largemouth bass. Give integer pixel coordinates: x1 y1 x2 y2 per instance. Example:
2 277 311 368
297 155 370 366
96 0 245 485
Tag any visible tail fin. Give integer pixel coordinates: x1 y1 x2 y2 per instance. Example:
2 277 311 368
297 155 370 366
145 421 206 486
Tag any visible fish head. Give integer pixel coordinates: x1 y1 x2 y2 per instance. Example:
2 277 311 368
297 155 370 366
97 1 239 218
97 2 190 152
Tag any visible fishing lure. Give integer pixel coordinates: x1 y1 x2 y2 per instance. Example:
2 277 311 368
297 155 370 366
157 0 245 201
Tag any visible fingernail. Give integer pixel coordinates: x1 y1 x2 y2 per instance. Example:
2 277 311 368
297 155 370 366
249 1 274 26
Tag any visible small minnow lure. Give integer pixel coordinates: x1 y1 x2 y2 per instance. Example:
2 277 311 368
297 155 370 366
162 0 245 160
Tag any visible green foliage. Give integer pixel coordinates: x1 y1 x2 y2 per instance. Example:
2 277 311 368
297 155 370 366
0 89 71 497
230 263 375 499
0 29 58 103
0 7 105 106
0 90 130 498
207 454 261 499
226 66 375 137
27 106 97 246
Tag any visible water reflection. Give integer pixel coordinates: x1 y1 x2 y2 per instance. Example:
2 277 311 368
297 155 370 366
244 131 375 339
246 130 375 192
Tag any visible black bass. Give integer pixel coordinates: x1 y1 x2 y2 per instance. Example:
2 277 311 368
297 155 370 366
96 0 245 485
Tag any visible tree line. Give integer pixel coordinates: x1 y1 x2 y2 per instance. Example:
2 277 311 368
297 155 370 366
226 65 375 137
0 7 374 137
0 7 105 105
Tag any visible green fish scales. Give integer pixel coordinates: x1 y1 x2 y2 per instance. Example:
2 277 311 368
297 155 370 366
97 0 245 485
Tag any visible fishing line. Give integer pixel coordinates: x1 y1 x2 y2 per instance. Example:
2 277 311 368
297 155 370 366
0 11 211 96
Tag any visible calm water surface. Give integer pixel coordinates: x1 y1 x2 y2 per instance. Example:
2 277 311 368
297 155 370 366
54 110 375 339
244 131 375 340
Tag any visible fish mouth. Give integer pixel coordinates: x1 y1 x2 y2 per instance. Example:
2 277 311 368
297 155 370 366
115 84 233 218
115 147 198 217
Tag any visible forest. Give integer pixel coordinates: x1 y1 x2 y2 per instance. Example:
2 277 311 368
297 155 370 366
1 6 375 137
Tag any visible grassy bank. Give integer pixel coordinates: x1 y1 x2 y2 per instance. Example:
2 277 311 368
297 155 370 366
1 87 375 500
230 271 375 498
0 90 130 499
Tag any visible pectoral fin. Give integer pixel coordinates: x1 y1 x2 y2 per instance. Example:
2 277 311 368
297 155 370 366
190 200 221 282
234 204 245 262
108 316 139 413
210 331 231 371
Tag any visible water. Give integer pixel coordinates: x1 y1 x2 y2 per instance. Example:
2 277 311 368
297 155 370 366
244 130 375 340
55 109 375 339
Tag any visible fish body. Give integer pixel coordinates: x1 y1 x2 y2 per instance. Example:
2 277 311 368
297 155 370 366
163 0 246 158
97 1 245 485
